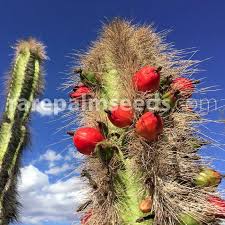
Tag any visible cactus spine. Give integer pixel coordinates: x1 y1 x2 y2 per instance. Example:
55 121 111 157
0 39 46 224
68 19 224 225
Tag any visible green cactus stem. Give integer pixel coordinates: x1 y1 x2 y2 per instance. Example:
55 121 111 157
0 39 46 224
100 65 150 224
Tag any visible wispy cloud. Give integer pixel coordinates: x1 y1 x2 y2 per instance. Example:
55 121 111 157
18 165 89 225
65 148 85 162
45 163 73 175
34 148 84 177
39 149 63 162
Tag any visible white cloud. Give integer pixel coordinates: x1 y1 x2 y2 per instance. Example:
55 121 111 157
39 149 63 162
48 161 55 168
45 163 73 175
36 149 84 176
19 165 49 193
18 165 89 225
65 147 85 161
32 99 64 116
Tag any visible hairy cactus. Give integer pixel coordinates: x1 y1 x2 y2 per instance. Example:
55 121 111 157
0 39 46 224
68 19 224 225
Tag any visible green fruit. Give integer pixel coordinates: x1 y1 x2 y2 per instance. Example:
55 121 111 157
179 214 200 225
162 91 178 108
162 93 175 108
194 168 222 187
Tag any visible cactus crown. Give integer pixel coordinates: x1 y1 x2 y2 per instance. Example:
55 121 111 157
14 38 47 60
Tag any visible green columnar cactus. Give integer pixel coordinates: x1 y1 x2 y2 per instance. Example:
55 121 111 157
0 39 46 225
69 19 222 225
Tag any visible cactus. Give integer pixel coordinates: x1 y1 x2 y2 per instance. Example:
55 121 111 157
67 19 223 225
0 39 46 224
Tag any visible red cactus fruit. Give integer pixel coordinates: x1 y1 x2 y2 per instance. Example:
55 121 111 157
208 196 225 218
105 105 134 128
73 127 105 155
194 168 222 187
81 209 93 224
69 85 91 99
171 77 194 97
139 197 153 213
132 66 161 92
135 112 163 141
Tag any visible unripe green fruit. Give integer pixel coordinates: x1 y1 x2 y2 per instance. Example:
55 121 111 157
179 214 200 225
162 92 176 108
194 168 222 187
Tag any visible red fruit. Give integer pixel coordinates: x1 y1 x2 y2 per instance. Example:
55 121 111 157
69 85 91 99
135 112 163 141
81 210 92 224
73 127 105 155
132 66 161 92
106 105 134 128
171 78 194 97
208 196 225 218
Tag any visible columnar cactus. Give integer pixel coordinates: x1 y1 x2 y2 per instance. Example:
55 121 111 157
68 20 224 225
0 39 46 225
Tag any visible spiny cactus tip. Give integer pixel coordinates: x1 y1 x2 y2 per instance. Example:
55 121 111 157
14 38 47 60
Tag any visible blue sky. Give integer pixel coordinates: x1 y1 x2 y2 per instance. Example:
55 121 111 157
0 0 225 225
